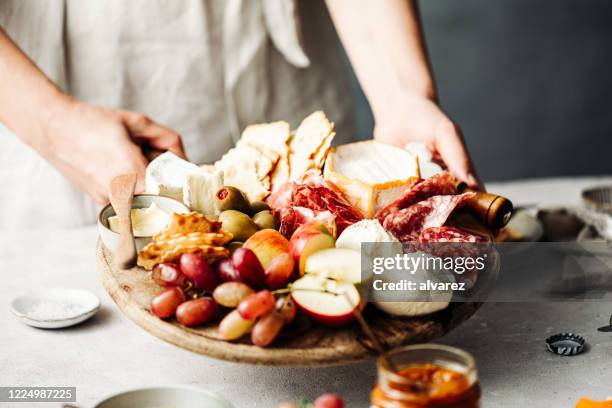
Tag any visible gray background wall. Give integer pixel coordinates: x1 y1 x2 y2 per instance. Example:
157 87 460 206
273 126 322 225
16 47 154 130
349 0 612 182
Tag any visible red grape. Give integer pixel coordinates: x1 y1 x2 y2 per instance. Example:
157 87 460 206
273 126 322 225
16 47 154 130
265 253 294 289
251 312 284 347
213 282 254 308
218 309 254 340
176 297 217 327
237 290 275 320
150 287 185 318
275 296 296 324
232 247 265 287
216 257 240 282
179 253 217 292
152 262 185 287
313 394 344 408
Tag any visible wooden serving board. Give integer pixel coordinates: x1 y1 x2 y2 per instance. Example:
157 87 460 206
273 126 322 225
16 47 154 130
97 240 481 366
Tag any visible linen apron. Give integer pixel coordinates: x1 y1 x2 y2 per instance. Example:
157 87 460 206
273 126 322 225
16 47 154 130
0 0 352 229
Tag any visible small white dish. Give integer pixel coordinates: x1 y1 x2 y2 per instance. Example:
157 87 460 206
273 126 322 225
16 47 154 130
9 288 101 329
93 386 234 408
98 194 190 253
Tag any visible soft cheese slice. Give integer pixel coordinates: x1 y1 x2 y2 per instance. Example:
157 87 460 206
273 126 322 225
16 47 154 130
183 168 224 216
108 202 171 237
145 152 200 202
323 141 420 218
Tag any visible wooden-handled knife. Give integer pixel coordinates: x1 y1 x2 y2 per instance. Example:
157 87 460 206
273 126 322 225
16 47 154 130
109 173 138 269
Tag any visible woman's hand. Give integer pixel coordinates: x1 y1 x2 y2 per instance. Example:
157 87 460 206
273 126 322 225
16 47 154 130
36 96 185 204
325 0 481 188
373 92 481 189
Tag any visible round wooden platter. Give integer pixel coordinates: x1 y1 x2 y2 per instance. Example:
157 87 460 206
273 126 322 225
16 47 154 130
97 240 481 367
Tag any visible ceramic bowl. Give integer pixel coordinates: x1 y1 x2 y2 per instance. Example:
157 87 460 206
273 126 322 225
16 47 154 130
9 288 101 329
98 194 189 253
94 386 233 408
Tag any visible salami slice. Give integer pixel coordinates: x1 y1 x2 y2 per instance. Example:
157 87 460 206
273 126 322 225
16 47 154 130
419 226 482 243
383 193 475 242
375 171 457 223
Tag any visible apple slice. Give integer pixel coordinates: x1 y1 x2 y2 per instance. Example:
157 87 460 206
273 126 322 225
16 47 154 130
243 229 290 269
304 248 361 284
289 223 336 275
291 274 360 327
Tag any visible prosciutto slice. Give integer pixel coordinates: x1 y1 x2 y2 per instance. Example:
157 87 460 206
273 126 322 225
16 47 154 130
383 193 475 242
271 170 362 238
375 171 457 223
277 206 336 238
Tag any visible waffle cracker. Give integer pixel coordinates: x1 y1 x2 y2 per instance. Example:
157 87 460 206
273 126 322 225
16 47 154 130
156 212 221 241
138 212 231 270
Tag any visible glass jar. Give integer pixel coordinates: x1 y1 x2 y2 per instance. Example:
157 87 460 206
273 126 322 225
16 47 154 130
371 344 481 408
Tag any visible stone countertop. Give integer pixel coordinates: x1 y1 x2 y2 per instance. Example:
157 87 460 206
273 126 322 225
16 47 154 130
1 176 611 407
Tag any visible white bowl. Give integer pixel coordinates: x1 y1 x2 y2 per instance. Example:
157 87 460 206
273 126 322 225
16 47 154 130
94 386 233 408
9 288 101 329
98 194 190 253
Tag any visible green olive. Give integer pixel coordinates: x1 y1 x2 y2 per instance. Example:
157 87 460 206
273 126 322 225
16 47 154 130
252 210 278 230
226 241 244 254
249 201 271 214
215 186 252 214
218 210 258 242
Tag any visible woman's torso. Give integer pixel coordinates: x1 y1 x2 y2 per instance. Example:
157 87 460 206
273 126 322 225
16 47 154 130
0 0 353 228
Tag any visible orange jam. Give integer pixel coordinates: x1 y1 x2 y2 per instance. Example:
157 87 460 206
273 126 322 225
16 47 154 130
371 345 480 408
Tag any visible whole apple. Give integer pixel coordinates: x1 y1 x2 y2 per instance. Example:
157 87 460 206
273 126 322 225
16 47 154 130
243 229 290 269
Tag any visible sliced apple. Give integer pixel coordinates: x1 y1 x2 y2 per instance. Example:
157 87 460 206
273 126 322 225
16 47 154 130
304 248 362 284
243 229 290 269
289 228 336 276
291 274 360 327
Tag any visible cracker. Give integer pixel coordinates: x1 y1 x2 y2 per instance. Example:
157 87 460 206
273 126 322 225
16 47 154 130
312 131 335 170
290 111 334 159
289 153 315 181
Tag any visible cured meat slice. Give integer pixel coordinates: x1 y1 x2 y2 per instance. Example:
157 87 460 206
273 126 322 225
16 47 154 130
277 206 336 238
267 181 295 210
291 184 362 234
419 226 483 243
383 193 474 242
271 169 362 238
418 226 486 289
375 171 457 223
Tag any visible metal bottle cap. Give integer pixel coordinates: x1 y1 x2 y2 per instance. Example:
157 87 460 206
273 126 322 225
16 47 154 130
545 333 585 356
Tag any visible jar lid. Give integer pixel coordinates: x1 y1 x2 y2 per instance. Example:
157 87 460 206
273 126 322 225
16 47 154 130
545 333 585 356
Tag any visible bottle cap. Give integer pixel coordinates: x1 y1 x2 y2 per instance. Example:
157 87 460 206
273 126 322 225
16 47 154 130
545 333 585 356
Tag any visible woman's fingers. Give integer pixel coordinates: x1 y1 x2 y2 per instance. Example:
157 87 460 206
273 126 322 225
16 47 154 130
433 120 483 190
117 110 186 159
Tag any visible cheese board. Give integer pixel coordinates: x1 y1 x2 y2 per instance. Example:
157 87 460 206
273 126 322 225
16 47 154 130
98 240 481 366
96 110 510 366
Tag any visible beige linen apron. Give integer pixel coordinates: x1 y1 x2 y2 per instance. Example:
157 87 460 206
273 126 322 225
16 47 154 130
0 0 352 229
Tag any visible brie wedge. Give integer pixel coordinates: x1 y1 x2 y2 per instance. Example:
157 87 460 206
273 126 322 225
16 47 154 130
145 152 200 202
371 251 454 317
323 141 420 218
108 202 170 237
183 168 224 216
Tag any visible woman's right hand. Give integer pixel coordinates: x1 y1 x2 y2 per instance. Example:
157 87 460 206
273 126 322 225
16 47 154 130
36 96 185 204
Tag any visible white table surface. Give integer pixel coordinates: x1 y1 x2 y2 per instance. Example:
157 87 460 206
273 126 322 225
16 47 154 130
1 176 612 408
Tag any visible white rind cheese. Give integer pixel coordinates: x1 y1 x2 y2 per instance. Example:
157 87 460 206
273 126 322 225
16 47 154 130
145 152 200 202
183 168 224 216
108 202 170 237
324 141 420 218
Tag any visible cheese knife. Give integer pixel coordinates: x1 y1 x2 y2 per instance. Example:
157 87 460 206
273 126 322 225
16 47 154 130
109 173 138 269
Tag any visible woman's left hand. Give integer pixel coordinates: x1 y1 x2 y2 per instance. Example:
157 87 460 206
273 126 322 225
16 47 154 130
373 92 482 189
